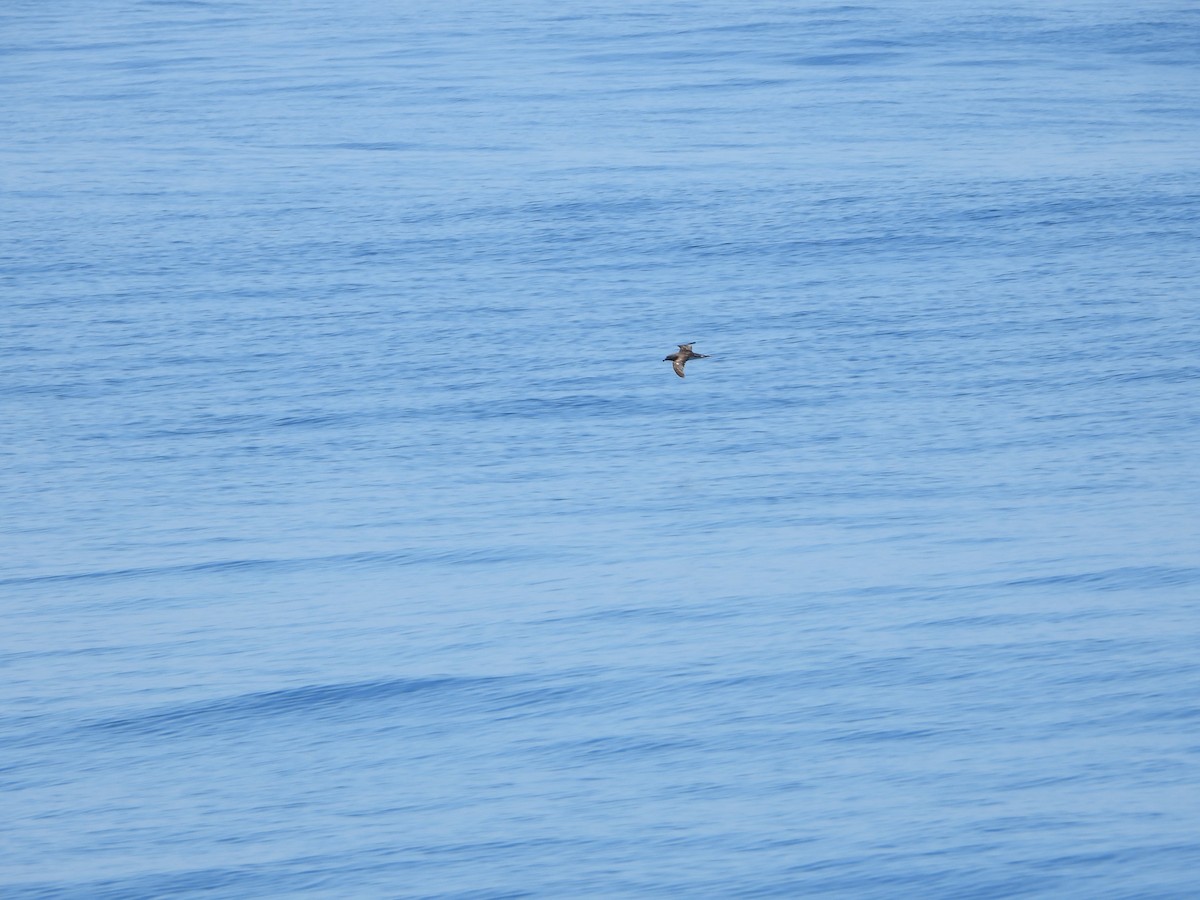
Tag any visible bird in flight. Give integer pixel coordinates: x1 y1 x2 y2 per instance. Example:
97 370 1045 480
663 343 709 378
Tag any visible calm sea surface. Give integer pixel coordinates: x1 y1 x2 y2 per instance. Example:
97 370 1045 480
2 1 1199 896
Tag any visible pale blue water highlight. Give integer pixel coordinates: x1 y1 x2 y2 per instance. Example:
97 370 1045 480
2 1 1199 896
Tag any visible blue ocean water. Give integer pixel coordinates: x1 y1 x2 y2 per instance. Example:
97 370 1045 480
3 0 1199 896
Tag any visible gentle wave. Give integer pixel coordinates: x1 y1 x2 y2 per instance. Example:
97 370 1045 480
0 546 543 588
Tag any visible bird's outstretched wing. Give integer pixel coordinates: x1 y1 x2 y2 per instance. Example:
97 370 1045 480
672 358 686 378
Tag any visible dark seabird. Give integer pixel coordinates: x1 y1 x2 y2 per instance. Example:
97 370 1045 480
663 343 709 378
